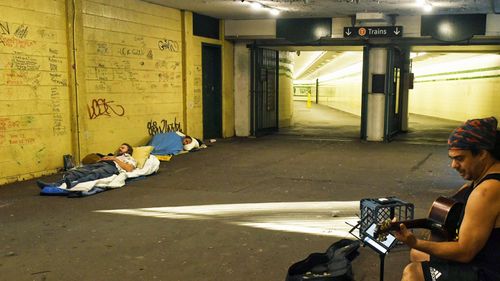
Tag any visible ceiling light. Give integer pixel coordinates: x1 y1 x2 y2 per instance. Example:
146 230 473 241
250 2 263 9
415 0 426 5
270 8 280 16
423 3 432 12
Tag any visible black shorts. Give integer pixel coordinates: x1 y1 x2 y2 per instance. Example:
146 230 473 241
421 257 479 281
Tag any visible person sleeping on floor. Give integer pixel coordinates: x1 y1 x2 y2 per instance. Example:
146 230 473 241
148 131 206 158
181 134 205 151
36 143 136 189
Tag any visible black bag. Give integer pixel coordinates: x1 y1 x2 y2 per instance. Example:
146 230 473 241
286 239 360 281
63 154 75 171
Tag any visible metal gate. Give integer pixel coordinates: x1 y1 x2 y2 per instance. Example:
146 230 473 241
385 47 410 141
250 46 279 136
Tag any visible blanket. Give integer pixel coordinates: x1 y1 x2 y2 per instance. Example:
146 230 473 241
149 132 183 156
40 155 160 196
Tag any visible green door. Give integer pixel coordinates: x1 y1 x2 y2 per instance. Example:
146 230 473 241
202 44 222 139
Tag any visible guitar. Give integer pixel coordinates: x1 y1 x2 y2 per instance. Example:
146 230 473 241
374 196 464 242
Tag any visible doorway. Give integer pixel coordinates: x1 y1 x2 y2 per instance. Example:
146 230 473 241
250 47 279 136
202 44 222 139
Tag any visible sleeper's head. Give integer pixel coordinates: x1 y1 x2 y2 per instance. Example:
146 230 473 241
183 136 193 145
117 143 133 156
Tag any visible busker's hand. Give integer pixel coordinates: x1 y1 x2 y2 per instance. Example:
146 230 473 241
393 223 417 248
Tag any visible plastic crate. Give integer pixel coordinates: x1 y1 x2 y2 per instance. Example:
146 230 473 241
360 197 414 239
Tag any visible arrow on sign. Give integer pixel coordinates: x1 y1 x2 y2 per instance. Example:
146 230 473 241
345 28 352 36
394 27 400 35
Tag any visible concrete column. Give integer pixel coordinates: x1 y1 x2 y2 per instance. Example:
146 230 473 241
366 48 387 141
234 42 251 136
278 51 294 128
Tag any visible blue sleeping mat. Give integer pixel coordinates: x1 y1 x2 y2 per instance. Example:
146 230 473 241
40 186 105 197
39 175 148 198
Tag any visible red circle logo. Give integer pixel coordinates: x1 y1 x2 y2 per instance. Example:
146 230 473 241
358 28 367 36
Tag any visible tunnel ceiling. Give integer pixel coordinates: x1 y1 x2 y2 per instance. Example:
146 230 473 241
143 0 493 20
293 49 499 81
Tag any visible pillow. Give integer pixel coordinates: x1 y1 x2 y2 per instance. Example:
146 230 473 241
81 153 101 165
132 146 154 169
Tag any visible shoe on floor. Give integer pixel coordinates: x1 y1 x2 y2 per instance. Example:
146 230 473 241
36 180 55 189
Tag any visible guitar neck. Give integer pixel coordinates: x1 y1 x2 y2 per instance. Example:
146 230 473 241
385 218 431 232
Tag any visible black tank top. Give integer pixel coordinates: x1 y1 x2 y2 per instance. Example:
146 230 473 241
453 173 500 279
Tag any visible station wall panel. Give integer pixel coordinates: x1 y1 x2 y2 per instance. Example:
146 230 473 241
78 0 184 155
0 0 72 184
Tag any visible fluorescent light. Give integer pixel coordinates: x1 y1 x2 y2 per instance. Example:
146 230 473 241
415 0 426 5
317 62 362 83
270 8 280 16
423 3 432 12
410 52 427 59
250 2 263 9
293 51 327 79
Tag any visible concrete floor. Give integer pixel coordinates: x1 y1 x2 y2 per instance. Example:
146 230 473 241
279 101 462 144
1 102 467 281
0 133 465 281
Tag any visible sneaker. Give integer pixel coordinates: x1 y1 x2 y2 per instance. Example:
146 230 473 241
36 180 55 189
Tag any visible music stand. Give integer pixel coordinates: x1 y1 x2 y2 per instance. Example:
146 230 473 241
348 221 397 281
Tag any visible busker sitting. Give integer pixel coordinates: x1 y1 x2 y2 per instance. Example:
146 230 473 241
393 117 500 281
36 143 137 189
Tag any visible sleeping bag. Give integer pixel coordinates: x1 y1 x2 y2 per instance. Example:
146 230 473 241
149 132 184 156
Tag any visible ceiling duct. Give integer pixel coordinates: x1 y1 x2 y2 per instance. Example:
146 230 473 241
356 12 390 23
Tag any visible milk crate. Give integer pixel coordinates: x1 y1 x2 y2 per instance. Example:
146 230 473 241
359 197 414 239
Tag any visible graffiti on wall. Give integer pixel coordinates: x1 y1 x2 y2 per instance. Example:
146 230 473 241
0 21 29 38
5 52 41 90
158 39 180 52
1 19 69 140
119 47 146 57
37 28 55 40
0 21 35 48
50 87 65 136
87 98 125 119
147 118 182 136
0 117 36 145
48 48 67 86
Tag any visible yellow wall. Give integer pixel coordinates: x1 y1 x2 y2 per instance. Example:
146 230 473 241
279 52 293 127
410 78 500 121
0 1 234 185
0 0 72 184
318 75 362 116
409 55 500 121
77 0 184 155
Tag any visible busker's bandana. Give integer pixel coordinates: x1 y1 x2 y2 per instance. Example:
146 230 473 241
448 117 498 150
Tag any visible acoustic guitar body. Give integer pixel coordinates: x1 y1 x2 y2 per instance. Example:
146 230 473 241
426 196 464 241
375 196 464 241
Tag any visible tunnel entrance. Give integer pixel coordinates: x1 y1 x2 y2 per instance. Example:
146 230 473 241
277 49 363 140
272 45 499 144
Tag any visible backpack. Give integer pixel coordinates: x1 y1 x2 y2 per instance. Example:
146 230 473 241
286 239 360 281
